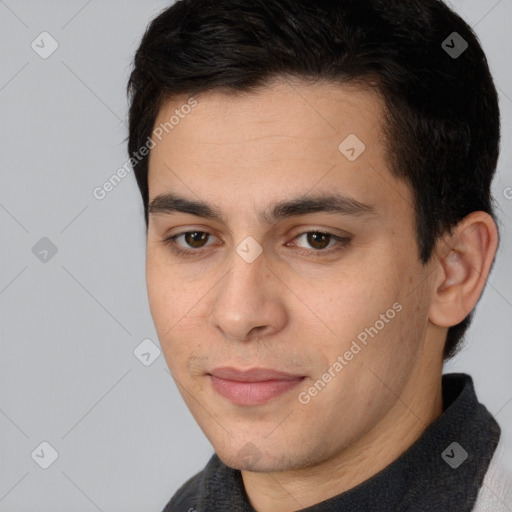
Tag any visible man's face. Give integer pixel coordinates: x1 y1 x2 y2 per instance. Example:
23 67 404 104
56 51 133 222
146 80 442 472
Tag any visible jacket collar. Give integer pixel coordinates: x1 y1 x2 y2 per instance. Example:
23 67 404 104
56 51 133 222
168 373 500 511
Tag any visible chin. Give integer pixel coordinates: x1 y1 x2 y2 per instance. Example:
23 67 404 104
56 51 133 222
216 442 308 473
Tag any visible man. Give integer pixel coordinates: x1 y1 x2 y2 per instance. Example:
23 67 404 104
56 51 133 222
127 0 512 510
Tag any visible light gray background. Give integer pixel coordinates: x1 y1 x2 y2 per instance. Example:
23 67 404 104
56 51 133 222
0 1 511 510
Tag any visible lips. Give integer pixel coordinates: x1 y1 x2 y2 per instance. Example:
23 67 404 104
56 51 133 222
208 367 305 406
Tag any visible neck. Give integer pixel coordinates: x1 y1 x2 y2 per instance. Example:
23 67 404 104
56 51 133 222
241 350 444 512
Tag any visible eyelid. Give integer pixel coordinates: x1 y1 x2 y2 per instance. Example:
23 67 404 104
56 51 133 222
163 224 351 240
161 227 352 258
161 230 220 250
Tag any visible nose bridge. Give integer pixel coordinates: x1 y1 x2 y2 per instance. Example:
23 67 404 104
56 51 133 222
217 245 267 318
210 244 286 342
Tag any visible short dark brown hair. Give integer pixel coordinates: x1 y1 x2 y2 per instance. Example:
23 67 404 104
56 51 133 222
127 0 501 360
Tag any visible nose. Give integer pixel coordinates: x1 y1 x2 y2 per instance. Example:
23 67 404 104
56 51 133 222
209 246 288 343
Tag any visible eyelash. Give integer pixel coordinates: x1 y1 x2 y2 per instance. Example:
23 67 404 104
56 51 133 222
160 230 352 258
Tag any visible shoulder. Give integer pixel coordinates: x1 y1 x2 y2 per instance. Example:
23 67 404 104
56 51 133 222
473 442 512 512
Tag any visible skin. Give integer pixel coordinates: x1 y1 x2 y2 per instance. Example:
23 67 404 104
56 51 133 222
145 79 498 512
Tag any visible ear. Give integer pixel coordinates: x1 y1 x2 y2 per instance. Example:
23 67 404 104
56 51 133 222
429 212 499 328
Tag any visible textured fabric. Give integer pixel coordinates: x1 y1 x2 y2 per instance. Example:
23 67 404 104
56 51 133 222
163 373 501 512
473 438 512 511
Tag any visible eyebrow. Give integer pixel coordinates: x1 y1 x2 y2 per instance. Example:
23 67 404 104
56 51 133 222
148 192 377 224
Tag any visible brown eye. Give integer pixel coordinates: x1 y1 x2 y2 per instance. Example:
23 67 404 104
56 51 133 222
161 231 217 256
184 231 209 248
291 231 352 257
295 231 336 251
306 232 332 250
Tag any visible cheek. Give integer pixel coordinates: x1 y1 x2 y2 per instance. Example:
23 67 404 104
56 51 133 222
146 255 186 343
302 258 426 387
146 257 170 323
304 265 400 342
146 254 209 373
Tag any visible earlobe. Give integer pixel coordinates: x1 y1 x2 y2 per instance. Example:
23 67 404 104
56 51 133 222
429 212 498 328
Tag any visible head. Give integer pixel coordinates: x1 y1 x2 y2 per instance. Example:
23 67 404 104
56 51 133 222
127 0 500 472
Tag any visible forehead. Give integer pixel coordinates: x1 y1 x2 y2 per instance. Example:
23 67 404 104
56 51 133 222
151 79 385 150
147 79 412 223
